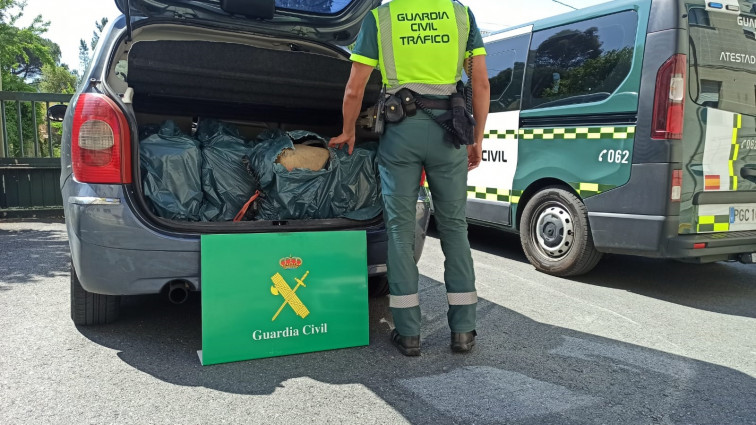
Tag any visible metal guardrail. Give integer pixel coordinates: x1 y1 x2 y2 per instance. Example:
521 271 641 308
0 92 70 216
0 91 72 159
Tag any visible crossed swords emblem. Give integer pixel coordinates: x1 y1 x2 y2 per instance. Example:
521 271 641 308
270 271 310 321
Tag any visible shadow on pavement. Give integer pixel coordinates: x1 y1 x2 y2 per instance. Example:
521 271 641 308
576 254 756 319
452 220 756 319
77 275 756 425
0 224 70 285
429 219 530 265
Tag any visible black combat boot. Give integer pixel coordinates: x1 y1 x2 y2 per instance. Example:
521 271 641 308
451 330 477 353
390 329 420 356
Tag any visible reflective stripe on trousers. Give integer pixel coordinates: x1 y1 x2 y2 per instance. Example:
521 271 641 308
447 291 477 305
390 293 420 309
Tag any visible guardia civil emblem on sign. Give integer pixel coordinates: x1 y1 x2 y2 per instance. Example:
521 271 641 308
270 256 310 321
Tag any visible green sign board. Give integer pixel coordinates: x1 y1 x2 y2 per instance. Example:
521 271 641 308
200 231 369 365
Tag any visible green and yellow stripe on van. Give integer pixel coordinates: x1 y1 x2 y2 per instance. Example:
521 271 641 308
729 114 742 191
463 182 617 204
484 126 636 140
467 186 523 203
569 182 617 198
697 214 730 233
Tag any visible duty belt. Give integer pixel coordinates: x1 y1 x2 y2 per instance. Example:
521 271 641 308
415 96 451 110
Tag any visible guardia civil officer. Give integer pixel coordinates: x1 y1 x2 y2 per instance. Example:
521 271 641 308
329 0 490 356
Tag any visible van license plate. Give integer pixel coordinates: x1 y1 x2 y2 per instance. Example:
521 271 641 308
729 207 756 224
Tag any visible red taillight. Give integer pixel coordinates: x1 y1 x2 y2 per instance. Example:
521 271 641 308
693 243 707 249
71 93 132 184
651 54 686 140
671 169 682 202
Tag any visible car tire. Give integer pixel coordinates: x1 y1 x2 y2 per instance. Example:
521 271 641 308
70 263 121 325
368 275 390 298
520 186 602 277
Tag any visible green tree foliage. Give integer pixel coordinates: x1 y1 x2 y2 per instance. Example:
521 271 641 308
1 72 46 157
37 63 77 157
0 0 69 157
1 1 48 157
0 0 53 80
13 37 60 80
38 63 76 94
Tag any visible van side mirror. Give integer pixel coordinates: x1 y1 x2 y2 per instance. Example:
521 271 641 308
47 104 67 122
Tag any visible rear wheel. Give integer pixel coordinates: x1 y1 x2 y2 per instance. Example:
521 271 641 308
70 264 121 325
520 187 602 276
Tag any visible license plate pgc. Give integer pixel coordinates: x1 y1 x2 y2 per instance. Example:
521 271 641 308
729 205 756 226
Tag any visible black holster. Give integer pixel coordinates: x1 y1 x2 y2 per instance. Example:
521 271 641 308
448 92 476 147
427 92 476 149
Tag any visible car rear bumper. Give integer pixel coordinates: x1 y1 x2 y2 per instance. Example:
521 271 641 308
589 212 756 262
65 186 432 296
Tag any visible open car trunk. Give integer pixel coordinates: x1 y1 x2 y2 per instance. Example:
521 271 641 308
112 25 384 232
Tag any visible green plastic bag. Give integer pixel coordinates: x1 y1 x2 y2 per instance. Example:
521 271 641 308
197 119 257 221
139 121 205 221
246 130 382 221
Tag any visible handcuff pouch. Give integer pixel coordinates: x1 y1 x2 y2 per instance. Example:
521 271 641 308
384 95 406 124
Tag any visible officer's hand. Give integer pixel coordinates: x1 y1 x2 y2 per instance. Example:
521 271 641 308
329 132 356 155
467 143 482 171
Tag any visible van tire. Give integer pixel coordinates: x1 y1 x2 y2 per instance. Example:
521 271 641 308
71 264 121 325
520 187 602 276
368 275 390 298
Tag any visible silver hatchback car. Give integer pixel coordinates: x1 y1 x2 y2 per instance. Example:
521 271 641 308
56 0 431 325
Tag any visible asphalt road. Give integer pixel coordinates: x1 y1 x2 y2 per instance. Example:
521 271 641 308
1 219 755 424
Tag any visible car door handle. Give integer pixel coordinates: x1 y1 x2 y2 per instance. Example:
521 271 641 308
740 165 756 183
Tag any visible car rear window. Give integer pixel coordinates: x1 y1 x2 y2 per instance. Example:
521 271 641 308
275 0 354 14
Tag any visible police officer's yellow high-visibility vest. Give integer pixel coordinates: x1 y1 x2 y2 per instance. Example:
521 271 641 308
373 0 471 95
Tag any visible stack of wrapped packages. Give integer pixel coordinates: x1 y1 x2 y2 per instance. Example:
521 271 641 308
139 121 381 222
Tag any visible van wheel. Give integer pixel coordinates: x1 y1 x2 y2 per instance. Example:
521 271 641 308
368 275 390 298
71 264 121 325
520 187 602 277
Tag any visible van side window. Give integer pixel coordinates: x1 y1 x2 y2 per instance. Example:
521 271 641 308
688 8 711 27
522 10 638 110
486 34 530 112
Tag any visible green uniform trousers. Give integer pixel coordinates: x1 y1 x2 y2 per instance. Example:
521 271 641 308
378 110 477 337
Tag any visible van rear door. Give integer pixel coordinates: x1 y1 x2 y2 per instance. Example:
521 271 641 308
685 0 756 233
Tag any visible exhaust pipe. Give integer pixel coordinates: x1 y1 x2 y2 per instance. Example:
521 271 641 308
738 253 756 264
167 280 191 305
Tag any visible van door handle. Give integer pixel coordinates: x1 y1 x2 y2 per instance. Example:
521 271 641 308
740 165 756 183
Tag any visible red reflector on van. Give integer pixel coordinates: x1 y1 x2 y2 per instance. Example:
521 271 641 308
72 94 132 184
693 243 707 249
651 54 687 140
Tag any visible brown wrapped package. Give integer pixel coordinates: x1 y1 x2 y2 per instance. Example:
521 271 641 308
275 144 330 172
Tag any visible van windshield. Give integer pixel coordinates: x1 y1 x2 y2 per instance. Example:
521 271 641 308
688 3 756 116
275 0 354 14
